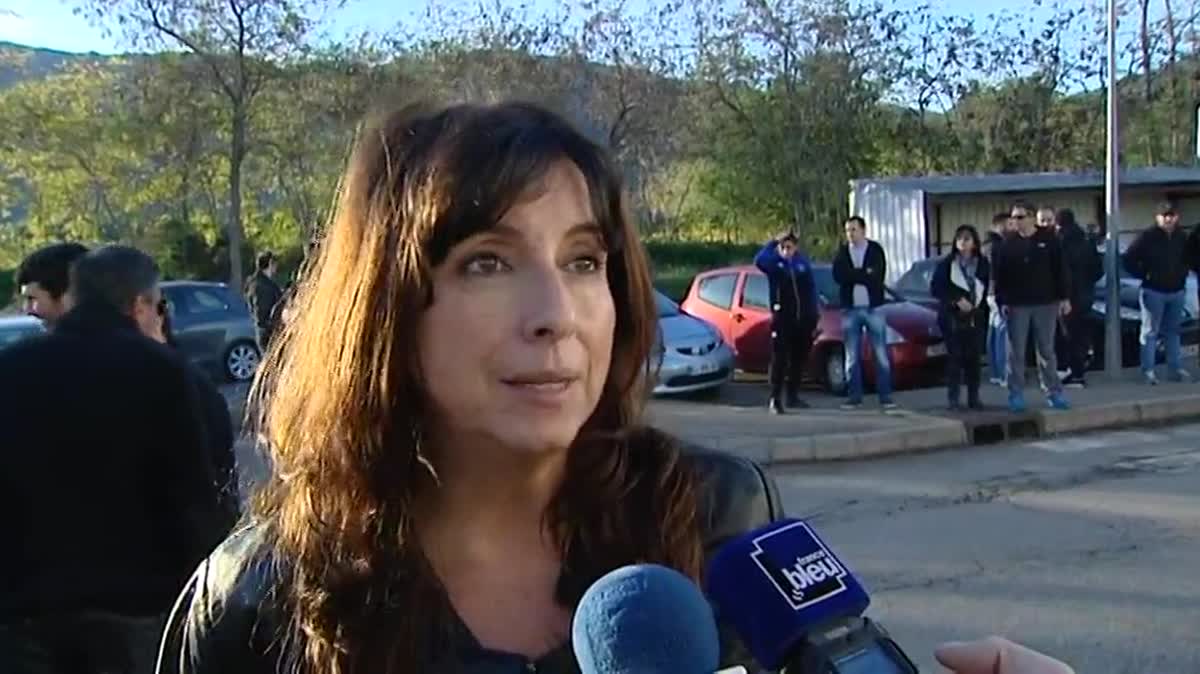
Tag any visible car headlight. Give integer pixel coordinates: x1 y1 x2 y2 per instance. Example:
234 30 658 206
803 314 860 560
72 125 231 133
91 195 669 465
1120 307 1141 321
886 326 906 344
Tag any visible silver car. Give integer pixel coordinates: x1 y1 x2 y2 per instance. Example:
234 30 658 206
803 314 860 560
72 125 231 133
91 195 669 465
161 281 262 382
651 290 734 395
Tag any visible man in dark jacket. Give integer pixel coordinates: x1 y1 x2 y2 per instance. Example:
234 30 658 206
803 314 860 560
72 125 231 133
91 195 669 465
754 232 820 413
1124 201 1191 384
15 242 89 328
994 201 1071 413
832 216 895 410
244 250 284 348
155 294 242 528
0 245 227 673
1056 208 1103 387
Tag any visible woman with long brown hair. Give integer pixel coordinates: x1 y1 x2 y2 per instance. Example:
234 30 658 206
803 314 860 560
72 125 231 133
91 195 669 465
156 100 1072 674
155 101 783 673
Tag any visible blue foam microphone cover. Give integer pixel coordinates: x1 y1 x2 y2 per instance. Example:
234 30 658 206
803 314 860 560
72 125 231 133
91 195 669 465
572 563 721 674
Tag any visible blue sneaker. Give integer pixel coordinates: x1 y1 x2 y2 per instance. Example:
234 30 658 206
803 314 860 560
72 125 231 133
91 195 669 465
1008 391 1026 413
1047 393 1070 410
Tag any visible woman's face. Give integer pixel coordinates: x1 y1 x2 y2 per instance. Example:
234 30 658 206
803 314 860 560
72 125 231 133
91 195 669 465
417 161 616 457
955 233 975 256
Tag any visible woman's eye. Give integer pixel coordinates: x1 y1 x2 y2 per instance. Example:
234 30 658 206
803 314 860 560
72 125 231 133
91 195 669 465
567 255 605 274
462 253 509 275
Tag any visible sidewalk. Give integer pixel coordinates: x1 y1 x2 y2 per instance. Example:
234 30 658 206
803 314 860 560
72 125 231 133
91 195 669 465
647 368 1200 464
223 368 1200 466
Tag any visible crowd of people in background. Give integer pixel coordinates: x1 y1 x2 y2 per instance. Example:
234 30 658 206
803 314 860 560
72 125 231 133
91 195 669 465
756 198 1200 415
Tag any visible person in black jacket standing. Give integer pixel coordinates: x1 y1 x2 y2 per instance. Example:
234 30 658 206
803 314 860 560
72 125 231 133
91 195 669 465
0 245 227 674
931 225 990 411
1055 209 1102 387
1125 201 1192 384
153 298 242 528
832 216 895 410
753 232 820 413
994 201 1071 413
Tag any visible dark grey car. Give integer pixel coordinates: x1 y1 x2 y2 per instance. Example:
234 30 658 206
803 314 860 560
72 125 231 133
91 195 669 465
161 281 262 383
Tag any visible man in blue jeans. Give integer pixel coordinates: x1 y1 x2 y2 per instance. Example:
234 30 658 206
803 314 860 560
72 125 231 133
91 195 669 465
983 212 1014 385
1124 201 1192 384
832 216 896 410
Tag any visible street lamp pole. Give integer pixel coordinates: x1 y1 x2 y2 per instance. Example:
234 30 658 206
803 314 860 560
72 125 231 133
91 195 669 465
1104 0 1123 378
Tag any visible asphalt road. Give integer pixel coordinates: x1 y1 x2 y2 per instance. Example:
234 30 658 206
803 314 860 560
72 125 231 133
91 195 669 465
770 424 1200 674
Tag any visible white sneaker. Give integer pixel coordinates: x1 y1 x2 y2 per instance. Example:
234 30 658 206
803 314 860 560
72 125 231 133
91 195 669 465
1144 371 1159 386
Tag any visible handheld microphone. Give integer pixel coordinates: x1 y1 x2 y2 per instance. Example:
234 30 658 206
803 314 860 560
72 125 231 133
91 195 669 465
706 519 920 673
571 563 721 674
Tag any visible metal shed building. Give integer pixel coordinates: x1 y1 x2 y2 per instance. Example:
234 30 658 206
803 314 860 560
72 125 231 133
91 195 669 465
848 167 1200 282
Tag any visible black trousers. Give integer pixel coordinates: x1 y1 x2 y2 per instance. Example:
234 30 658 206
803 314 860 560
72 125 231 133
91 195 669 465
1055 304 1091 378
946 322 983 403
769 320 815 399
0 611 165 674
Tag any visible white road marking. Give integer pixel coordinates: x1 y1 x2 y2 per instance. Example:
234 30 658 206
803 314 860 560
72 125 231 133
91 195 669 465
1029 430 1169 453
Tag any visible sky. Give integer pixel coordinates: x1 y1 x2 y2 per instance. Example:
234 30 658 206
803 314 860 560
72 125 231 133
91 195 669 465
0 0 1055 55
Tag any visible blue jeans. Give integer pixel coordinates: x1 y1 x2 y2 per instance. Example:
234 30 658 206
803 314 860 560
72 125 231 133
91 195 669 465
1140 287 1185 374
987 309 1009 382
842 307 893 403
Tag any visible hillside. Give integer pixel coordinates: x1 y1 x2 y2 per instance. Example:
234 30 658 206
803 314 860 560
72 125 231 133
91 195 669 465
0 40 120 88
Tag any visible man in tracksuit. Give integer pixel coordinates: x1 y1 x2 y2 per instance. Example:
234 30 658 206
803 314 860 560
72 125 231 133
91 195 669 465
754 232 819 414
1125 201 1191 384
994 201 1071 413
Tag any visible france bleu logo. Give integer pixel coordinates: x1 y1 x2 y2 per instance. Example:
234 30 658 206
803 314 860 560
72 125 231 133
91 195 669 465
749 521 848 611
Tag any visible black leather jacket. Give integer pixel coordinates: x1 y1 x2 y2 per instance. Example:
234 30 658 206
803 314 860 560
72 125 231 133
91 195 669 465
156 447 784 674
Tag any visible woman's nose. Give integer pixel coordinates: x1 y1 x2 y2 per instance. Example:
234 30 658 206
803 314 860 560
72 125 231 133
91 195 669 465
520 269 578 342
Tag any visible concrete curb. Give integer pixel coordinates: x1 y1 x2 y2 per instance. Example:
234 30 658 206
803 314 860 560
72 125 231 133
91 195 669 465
769 416 969 464
762 392 1200 464
1039 392 1200 436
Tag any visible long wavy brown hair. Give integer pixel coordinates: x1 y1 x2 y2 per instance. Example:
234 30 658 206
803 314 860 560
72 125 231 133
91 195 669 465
248 101 704 673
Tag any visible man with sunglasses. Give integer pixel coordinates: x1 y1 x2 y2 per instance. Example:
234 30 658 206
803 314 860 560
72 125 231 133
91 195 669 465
0 245 226 674
993 200 1071 412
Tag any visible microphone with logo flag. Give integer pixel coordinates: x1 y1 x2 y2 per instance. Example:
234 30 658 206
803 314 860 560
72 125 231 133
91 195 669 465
705 519 920 673
571 563 725 674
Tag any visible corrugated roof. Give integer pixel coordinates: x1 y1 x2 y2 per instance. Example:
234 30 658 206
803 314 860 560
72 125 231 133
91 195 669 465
850 166 1200 195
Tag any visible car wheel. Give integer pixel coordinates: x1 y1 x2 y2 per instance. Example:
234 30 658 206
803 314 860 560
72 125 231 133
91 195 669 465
823 345 847 396
225 340 261 383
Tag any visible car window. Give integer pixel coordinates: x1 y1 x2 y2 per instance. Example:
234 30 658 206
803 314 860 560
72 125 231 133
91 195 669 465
895 260 936 296
811 268 838 305
743 273 769 309
696 273 737 310
655 291 680 318
175 287 230 316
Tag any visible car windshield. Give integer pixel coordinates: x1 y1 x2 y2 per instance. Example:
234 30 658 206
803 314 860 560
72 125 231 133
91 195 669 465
810 267 900 305
655 290 680 318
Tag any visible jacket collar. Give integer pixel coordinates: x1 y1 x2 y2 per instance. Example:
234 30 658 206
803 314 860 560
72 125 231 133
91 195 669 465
54 300 141 337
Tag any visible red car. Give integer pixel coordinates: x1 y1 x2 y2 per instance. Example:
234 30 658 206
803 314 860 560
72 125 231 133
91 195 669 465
680 264 946 394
